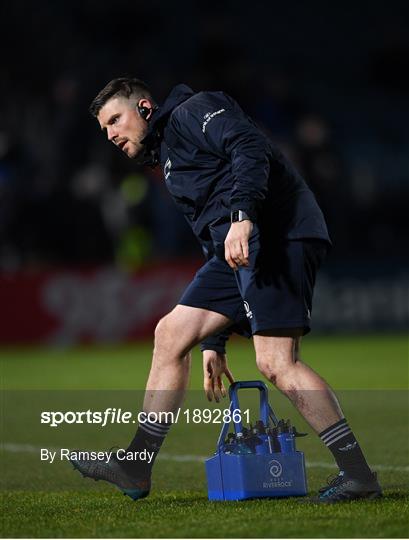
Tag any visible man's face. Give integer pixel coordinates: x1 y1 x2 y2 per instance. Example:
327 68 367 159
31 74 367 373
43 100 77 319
97 96 148 159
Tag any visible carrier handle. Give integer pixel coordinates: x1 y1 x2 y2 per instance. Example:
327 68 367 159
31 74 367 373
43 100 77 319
215 380 278 452
229 380 271 433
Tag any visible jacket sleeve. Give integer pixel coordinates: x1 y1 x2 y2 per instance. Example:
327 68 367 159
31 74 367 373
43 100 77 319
171 105 270 222
200 326 232 354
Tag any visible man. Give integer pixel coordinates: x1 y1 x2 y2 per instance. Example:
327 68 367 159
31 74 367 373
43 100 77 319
71 78 381 503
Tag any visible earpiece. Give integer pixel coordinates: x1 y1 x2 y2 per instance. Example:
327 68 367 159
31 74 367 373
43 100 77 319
138 104 151 120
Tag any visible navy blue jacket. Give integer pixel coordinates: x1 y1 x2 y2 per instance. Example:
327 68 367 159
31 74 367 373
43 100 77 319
143 85 331 353
143 84 331 249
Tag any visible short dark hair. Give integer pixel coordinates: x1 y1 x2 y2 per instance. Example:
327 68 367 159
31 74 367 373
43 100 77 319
89 77 153 117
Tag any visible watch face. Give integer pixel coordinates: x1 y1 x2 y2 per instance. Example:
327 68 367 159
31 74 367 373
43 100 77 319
231 210 250 222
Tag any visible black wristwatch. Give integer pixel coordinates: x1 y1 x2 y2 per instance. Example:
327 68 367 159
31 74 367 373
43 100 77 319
231 210 251 223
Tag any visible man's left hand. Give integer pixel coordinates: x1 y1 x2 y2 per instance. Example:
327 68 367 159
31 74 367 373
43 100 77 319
203 350 234 402
224 220 253 270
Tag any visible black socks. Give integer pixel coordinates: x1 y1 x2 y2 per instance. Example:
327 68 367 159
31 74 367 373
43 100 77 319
120 418 171 479
319 418 372 480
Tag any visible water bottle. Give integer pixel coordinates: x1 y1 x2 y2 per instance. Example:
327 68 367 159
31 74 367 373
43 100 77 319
254 421 272 454
268 426 281 453
223 432 236 454
277 420 295 453
234 433 253 454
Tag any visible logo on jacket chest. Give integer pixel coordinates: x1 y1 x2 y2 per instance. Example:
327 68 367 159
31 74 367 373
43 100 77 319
202 109 225 133
164 158 172 179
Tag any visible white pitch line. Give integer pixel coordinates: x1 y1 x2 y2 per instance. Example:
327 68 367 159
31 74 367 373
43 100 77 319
160 454 409 473
2 443 40 453
305 461 409 473
2 443 408 472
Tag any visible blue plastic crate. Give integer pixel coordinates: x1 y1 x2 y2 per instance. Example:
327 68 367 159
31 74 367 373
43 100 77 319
205 381 308 501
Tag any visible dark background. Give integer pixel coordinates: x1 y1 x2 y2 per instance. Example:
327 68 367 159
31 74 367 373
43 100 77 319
1 0 408 270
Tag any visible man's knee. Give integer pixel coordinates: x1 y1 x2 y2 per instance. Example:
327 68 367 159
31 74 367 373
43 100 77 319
256 355 291 385
153 312 195 359
254 335 301 385
154 315 170 344
255 347 300 385
154 314 178 353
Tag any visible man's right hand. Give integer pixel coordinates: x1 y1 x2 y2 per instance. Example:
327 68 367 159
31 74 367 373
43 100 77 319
224 220 253 270
203 350 235 402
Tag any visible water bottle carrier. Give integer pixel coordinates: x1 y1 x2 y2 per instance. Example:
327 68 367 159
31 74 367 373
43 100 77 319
205 380 308 501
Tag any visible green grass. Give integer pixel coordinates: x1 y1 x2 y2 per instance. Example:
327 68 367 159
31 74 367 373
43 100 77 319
2 490 408 538
1 334 408 390
1 335 408 538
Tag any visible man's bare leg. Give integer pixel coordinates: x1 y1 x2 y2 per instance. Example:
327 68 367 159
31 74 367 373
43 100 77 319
253 330 377 491
253 331 343 433
142 305 232 414
113 304 232 485
70 305 232 497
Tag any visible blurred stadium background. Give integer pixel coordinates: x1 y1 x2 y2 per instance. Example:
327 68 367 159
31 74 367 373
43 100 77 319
0 0 408 343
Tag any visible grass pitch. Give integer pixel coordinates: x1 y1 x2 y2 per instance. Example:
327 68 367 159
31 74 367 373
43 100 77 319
1 334 408 538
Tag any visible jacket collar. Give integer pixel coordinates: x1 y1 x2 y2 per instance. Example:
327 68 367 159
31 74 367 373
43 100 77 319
140 84 194 165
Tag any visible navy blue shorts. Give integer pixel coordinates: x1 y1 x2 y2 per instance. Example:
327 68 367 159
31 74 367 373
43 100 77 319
179 221 329 337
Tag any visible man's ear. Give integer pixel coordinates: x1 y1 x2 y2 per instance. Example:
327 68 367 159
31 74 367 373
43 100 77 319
137 99 154 121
